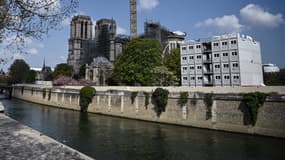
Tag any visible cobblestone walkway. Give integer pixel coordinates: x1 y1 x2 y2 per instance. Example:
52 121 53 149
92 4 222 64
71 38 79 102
0 114 94 160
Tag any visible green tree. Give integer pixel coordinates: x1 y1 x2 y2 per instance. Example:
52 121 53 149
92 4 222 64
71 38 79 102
77 64 86 79
164 48 181 85
52 63 74 78
8 59 30 84
80 86 96 112
153 66 178 86
26 70 36 84
264 69 285 85
111 38 163 86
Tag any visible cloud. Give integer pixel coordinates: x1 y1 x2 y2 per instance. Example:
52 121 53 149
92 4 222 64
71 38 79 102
240 4 284 28
27 48 39 55
195 15 243 33
138 0 159 11
117 26 127 35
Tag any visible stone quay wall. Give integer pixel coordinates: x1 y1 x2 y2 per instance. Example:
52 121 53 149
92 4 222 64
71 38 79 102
12 85 285 138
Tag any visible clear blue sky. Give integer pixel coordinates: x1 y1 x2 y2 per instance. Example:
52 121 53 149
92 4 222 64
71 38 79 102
2 0 285 71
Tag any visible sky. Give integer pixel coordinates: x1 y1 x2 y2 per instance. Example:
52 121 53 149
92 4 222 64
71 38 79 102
1 0 285 71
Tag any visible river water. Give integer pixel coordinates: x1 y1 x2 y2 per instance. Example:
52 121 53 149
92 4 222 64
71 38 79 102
2 99 285 160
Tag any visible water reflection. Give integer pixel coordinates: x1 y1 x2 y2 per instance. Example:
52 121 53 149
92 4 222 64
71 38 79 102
2 99 285 160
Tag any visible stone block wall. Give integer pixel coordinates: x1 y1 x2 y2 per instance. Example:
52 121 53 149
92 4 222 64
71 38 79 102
12 85 285 138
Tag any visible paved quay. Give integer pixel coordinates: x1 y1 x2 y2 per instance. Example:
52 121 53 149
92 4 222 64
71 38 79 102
0 114 94 160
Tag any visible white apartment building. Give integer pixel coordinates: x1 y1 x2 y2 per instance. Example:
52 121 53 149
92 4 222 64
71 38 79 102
181 33 264 87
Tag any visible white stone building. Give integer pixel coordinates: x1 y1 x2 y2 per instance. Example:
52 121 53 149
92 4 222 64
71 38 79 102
181 33 264 87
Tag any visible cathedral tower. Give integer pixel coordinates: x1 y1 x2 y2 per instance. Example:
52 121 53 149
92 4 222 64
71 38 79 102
67 15 93 74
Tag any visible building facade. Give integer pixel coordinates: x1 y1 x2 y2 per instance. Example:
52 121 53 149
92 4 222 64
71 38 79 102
143 21 185 55
181 33 264 87
67 15 93 74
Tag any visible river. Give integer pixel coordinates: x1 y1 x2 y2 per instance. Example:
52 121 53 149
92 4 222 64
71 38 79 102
2 99 285 160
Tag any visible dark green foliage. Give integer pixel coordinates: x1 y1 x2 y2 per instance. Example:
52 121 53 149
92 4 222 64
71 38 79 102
78 65 86 80
131 92 138 104
191 93 198 106
21 86 24 95
178 92 189 107
144 92 150 109
48 89 51 101
151 88 169 117
264 69 285 85
8 59 30 84
42 88 46 99
26 70 36 84
163 48 181 85
204 93 214 120
243 92 268 126
111 38 163 86
80 86 96 112
52 63 74 79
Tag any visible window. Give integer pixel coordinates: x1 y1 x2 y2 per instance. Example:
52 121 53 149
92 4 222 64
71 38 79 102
231 40 237 44
223 64 229 68
197 55 202 59
196 45 201 49
215 64 220 68
233 63 239 67
233 75 240 79
182 57 187 60
223 53 228 56
197 66 202 69
224 75 230 79
215 76 221 79
232 52 238 56
189 46 194 49
183 77 188 80
214 53 220 57
198 77 203 80
191 77 195 80
190 66 195 70
183 67 187 71
213 43 219 47
182 47 187 50
189 56 194 60
222 41 228 46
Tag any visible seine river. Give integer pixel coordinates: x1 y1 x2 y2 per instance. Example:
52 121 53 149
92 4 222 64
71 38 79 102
2 99 285 160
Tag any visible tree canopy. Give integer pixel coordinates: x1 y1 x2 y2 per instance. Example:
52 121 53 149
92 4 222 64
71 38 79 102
8 59 30 84
52 63 74 78
163 48 181 85
111 38 163 86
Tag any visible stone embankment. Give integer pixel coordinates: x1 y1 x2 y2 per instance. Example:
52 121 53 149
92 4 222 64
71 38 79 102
12 85 285 138
0 113 94 160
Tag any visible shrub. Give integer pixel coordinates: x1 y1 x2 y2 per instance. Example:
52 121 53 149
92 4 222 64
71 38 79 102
178 92 189 107
243 92 267 126
144 92 150 109
21 86 24 95
48 89 51 101
131 92 138 104
42 88 46 99
79 86 96 112
151 88 169 117
190 93 198 106
204 93 214 120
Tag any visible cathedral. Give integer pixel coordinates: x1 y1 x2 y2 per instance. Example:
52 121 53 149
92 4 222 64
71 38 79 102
67 15 129 85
